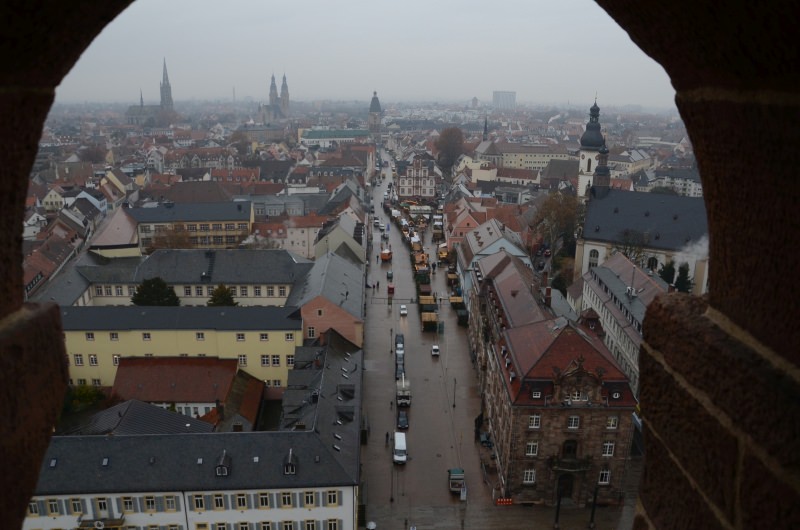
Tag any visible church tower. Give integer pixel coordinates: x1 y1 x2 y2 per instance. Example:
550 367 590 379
160 59 174 111
590 140 611 199
368 91 382 138
269 74 279 108
577 100 604 198
280 74 290 118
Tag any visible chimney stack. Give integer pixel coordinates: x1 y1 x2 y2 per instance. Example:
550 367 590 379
542 271 548 287
545 287 552 307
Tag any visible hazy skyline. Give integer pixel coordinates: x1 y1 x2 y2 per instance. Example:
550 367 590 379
56 0 676 110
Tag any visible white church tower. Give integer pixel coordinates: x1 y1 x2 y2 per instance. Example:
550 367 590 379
577 100 605 198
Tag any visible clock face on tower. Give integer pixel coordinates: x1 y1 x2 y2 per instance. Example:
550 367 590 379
581 154 585 159
595 155 599 160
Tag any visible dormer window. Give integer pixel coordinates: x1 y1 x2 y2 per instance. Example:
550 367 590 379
215 449 230 476
284 462 296 475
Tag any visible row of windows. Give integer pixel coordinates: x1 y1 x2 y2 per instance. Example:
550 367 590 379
522 438 616 458
527 414 619 430
521 468 611 485
29 491 341 518
94 285 289 299
197 522 341 530
141 235 241 247
141 223 248 233
71 353 296 369
83 332 295 343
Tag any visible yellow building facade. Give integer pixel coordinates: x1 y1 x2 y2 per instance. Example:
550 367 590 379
61 305 303 388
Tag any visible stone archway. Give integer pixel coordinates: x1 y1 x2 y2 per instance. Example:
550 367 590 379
0 2 798 529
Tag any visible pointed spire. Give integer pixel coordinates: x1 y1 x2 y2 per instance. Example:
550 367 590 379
483 117 488 142
140 89 143 107
162 58 170 86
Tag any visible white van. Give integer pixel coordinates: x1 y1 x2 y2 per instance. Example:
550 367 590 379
393 432 407 464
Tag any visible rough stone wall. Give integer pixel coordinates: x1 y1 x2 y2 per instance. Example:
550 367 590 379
594 1 800 528
0 2 134 529
0 1 798 529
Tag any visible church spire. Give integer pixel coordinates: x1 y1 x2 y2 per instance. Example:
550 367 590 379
160 58 173 111
269 74 279 107
140 89 143 107
280 74 289 117
483 117 488 141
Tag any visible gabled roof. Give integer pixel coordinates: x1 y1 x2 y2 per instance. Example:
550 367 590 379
126 201 252 223
112 357 238 404
502 319 635 405
583 189 707 251
60 305 302 331
286 252 364 319
63 399 213 436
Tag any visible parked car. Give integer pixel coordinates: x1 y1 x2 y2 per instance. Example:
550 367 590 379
399 304 408 316
431 344 440 356
397 409 409 430
387 270 393 280
373 219 380 227
379 223 385 231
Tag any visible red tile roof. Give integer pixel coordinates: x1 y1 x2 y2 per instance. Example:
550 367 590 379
112 357 238 403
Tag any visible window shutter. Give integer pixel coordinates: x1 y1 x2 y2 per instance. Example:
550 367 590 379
116 497 123 512
155 496 164 512
205 494 213 509
37 500 46 516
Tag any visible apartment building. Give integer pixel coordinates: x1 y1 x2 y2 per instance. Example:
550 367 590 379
580 253 669 396
25 331 364 530
76 249 312 307
473 252 636 505
125 201 254 253
61 305 303 389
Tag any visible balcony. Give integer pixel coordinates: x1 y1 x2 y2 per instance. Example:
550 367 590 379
548 455 593 472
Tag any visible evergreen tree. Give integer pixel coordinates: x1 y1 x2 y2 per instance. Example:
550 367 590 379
658 260 676 285
131 277 180 306
674 263 693 293
207 284 238 307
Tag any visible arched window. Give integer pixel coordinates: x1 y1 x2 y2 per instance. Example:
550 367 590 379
587 159 592 172
648 257 659 271
589 249 599 268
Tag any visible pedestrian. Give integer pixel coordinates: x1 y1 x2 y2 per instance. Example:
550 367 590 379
390 400 393 410
385 431 389 446
377 281 380 289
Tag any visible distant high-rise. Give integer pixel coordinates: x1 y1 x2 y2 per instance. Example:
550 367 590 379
492 91 516 111
160 59 173 111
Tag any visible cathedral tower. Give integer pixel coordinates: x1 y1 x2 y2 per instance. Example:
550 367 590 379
577 100 604 198
160 59 173 111
280 74 290 117
269 74 279 108
368 91 382 138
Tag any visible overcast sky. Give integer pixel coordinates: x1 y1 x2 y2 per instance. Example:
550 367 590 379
56 0 675 110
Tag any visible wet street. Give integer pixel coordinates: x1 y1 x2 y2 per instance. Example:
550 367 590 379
359 164 638 529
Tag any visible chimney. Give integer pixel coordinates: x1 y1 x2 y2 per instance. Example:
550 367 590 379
542 271 548 287
545 287 552 307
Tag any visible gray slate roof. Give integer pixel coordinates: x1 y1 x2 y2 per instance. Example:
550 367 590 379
583 189 707 251
62 399 213 436
75 249 313 286
36 430 359 495
60 305 302 331
286 253 364 319
125 201 252 223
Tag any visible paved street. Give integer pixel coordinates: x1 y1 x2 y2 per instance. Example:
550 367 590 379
360 158 639 530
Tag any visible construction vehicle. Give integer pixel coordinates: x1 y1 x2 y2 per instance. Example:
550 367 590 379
448 468 465 493
396 374 411 407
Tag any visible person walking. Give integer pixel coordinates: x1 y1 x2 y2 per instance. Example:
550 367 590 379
390 400 393 410
385 431 390 447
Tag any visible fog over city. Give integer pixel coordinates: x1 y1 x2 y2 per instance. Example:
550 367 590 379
56 0 676 110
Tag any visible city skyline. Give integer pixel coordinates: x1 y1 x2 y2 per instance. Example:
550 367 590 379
56 0 676 111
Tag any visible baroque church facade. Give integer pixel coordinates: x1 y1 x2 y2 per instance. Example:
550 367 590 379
126 59 176 126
